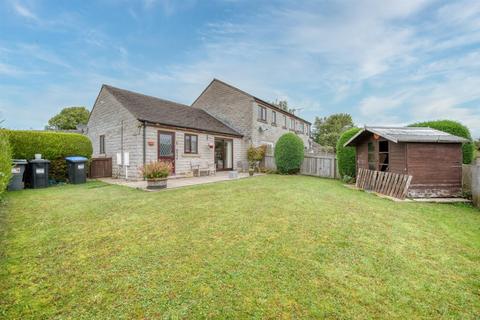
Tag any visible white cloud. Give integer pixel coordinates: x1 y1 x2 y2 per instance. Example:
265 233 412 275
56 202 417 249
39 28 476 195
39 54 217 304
11 1 38 21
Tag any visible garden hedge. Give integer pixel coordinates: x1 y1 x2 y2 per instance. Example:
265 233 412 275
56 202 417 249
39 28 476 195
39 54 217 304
336 127 361 179
0 130 12 196
409 120 475 164
274 133 304 174
1 130 93 181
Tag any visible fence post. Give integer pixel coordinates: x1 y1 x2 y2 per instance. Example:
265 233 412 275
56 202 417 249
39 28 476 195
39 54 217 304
472 162 480 208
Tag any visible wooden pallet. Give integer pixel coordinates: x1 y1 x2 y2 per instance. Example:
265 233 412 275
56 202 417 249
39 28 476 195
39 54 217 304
355 168 412 199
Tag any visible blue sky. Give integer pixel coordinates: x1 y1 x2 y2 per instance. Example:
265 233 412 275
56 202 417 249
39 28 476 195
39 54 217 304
1 0 479 137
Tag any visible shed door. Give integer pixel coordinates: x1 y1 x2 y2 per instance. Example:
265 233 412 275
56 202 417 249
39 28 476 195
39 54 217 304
158 131 175 173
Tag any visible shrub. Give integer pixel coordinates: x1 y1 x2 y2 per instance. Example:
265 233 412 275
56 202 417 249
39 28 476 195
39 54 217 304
336 127 361 178
274 133 304 174
0 131 12 196
1 130 92 182
140 161 172 179
409 120 475 164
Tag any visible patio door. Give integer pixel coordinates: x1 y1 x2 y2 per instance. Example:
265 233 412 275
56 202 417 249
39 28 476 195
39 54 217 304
214 138 233 171
158 131 175 173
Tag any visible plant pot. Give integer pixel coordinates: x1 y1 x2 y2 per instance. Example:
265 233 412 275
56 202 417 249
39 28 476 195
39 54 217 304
248 169 254 176
146 178 168 190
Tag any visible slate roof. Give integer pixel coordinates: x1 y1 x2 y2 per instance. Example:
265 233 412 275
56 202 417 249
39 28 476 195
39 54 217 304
344 126 469 147
103 85 242 137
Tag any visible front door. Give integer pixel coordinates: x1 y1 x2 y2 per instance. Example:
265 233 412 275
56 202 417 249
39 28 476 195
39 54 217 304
158 131 175 173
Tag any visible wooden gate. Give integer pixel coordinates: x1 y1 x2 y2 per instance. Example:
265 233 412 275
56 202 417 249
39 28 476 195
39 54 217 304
356 168 412 199
89 157 112 178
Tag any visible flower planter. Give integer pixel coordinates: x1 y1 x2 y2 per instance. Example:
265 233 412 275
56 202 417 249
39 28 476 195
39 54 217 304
248 169 254 176
146 178 168 190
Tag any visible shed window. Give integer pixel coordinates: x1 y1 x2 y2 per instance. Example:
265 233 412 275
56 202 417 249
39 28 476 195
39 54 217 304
368 142 376 170
378 140 389 171
184 134 198 154
272 111 276 125
258 106 267 122
299 122 304 134
283 115 287 128
100 135 105 154
290 118 295 130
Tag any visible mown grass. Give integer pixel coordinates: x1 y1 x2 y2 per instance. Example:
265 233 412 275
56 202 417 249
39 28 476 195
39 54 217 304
0 175 479 319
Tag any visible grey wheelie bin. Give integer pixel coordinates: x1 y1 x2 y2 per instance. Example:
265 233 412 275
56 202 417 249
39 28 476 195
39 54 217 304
27 159 50 188
65 156 88 184
7 159 28 191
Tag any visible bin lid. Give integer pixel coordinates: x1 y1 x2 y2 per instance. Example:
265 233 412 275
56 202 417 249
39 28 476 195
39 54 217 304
65 156 88 163
29 159 50 163
12 159 28 164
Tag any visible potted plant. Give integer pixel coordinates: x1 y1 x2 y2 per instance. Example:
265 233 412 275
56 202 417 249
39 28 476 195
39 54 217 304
140 161 172 189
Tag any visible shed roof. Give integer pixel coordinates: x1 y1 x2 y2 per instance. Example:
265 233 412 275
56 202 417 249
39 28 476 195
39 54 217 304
344 126 469 147
103 85 242 137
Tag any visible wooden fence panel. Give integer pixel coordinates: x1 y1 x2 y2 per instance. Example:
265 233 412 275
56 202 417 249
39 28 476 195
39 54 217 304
263 154 336 178
355 168 412 199
89 157 112 178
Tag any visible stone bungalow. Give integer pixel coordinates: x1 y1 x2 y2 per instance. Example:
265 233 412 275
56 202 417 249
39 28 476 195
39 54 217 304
87 79 312 180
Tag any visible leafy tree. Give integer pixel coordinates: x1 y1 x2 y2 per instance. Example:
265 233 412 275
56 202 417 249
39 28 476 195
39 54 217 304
47 106 90 130
314 113 354 150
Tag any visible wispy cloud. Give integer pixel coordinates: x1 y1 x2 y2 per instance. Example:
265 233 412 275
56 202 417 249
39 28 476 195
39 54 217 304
11 1 38 21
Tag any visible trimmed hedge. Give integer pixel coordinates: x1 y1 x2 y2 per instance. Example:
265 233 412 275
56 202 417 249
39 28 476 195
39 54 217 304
409 120 474 164
274 133 304 174
336 127 361 179
1 130 93 181
0 130 12 195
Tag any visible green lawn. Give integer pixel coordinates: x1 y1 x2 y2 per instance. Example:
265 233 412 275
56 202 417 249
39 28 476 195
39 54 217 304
1 175 479 319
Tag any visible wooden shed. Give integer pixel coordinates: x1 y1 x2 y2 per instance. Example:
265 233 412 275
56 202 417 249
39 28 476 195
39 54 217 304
344 126 469 198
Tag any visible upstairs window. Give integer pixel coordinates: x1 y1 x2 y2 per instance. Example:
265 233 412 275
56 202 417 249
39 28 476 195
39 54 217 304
272 111 276 125
99 135 105 154
299 122 304 134
290 118 295 130
283 115 287 128
258 106 267 122
184 134 198 154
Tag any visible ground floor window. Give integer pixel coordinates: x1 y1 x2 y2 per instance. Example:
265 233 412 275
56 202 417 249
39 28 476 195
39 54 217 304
184 134 198 154
378 140 389 171
100 135 105 154
368 142 375 170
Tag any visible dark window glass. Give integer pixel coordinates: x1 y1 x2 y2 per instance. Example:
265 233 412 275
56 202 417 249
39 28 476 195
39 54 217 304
368 142 376 170
184 134 198 154
100 135 105 154
379 140 389 171
272 111 276 124
258 106 267 121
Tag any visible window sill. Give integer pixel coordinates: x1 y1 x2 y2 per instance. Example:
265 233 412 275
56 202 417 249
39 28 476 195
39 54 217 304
271 123 277 126
183 153 200 157
257 119 267 123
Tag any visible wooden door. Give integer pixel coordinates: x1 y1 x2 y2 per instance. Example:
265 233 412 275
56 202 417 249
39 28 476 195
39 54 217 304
158 131 175 172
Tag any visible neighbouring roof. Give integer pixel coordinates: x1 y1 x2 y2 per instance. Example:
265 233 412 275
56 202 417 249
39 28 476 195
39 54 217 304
103 85 242 137
344 126 469 147
196 79 312 125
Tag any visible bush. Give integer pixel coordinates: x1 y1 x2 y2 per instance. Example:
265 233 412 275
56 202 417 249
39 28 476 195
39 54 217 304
1 130 93 182
409 120 475 164
274 133 304 174
140 161 172 179
336 127 361 178
0 131 12 196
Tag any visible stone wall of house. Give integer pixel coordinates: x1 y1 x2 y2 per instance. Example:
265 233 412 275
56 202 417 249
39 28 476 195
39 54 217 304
250 102 311 155
191 80 253 168
145 125 242 176
87 87 143 180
